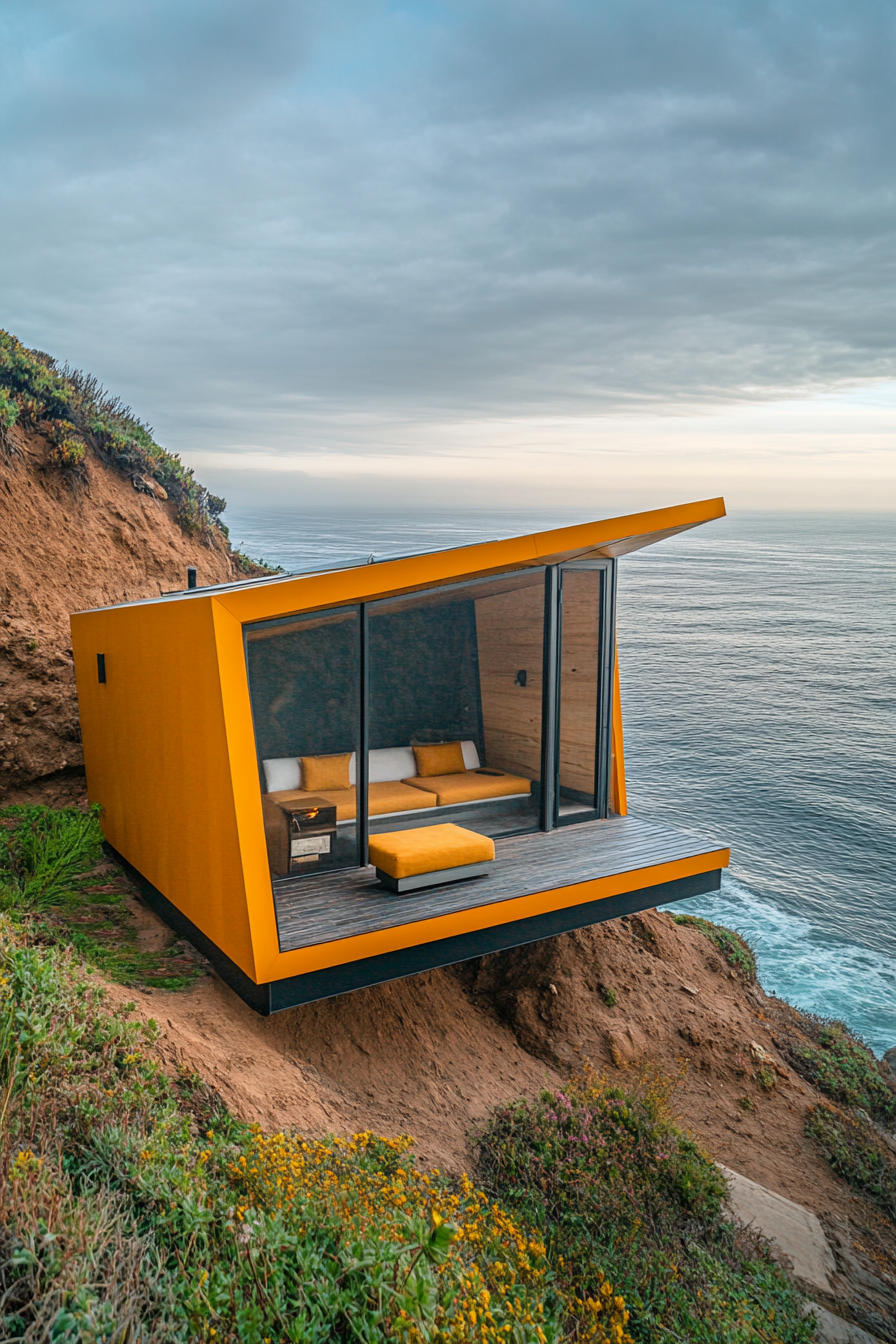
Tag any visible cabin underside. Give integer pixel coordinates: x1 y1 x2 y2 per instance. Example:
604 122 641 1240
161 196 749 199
114 814 724 1014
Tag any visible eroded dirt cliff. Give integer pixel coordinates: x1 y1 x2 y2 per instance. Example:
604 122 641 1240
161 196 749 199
0 421 263 792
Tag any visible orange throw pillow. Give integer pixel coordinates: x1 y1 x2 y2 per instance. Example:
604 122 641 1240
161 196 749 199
413 741 466 777
301 753 352 792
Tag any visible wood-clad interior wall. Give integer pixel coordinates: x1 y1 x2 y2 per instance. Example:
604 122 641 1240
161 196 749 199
474 583 543 780
558 569 600 797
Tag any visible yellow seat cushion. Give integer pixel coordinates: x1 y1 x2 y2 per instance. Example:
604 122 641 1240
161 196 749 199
413 740 466 777
301 753 352 792
368 781 438 816
402 769 531 807
368 823 495 879
266 782 438 823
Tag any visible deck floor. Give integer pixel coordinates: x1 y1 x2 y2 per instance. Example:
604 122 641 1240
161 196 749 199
273 814 722 953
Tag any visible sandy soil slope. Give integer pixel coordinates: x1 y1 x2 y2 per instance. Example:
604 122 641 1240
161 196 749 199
96 899 896 1334
0 423 261 790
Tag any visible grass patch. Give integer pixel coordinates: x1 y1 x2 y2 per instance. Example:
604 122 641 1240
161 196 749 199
778 1017 896 1129
806 1104 896 1223
476 1067 813 1343
0 919 633 1342
671 914 757 981
0 804 204 990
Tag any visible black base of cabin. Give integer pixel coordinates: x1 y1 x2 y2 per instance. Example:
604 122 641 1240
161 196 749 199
108 843 721 1016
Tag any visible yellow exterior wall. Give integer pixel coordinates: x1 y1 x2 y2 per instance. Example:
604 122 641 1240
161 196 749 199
609 645 628 816
71 597 258 979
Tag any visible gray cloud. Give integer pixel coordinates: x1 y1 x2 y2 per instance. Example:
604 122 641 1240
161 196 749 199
1 0 894 455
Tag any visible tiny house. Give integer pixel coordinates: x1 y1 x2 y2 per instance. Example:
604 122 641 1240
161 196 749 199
71 499 729 1014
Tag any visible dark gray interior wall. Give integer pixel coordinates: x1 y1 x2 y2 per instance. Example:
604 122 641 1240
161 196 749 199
245 599 483 768
368 600 483 753
245 611 361 764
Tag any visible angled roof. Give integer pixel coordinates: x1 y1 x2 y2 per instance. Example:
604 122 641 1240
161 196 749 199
78 497 726 618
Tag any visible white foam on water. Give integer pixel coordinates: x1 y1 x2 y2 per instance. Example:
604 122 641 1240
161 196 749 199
662 873 896 1057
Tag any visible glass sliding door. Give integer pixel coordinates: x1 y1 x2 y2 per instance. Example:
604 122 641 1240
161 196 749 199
244 607 361 880
556 563 614 824
366 569 545 839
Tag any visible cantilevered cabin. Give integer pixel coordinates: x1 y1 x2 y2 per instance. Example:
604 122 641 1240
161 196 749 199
71 498 730 1014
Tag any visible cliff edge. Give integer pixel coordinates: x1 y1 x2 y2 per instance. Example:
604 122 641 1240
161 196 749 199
0 330 270 793
2 335 893 1338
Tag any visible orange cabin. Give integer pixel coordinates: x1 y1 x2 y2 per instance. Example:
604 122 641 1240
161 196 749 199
71 498 730 1013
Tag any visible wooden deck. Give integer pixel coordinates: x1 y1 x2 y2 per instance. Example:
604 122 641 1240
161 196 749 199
273 814 722 953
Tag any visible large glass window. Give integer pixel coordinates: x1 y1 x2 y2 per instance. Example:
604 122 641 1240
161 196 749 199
245 607 360 880
367 571 545 839
244 558 616 885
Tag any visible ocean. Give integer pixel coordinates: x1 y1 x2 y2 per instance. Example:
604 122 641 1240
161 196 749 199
224 505 895 1055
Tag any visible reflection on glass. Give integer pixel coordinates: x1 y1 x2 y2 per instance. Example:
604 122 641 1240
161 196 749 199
245 607 360 880
558 568 601 820
367 570 545 839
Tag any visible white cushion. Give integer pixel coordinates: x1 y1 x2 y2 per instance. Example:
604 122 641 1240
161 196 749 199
264 743 479 793
461 739 480 769
368 746 417 783
263 757 301 792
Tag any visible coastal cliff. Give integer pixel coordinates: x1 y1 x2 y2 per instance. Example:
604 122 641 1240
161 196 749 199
1 337 894 1340
0 330 271 795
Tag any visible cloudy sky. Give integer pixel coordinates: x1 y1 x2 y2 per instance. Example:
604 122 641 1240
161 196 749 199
2 0 894 512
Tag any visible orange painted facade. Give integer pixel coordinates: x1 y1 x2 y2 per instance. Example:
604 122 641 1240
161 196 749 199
71 497 727 990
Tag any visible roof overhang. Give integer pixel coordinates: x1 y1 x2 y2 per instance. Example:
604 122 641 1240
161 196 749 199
76 497 726 620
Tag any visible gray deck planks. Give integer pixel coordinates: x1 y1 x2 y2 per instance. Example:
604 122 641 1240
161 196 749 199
273 815 724 953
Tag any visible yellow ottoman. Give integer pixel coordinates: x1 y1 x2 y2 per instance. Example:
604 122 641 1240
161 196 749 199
368 823 495 893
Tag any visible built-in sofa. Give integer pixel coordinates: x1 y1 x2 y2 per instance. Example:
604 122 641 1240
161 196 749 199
262 740 531 822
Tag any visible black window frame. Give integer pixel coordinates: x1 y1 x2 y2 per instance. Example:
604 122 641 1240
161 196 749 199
243 558 617 881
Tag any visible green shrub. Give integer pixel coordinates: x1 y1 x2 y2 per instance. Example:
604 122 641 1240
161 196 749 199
476 1068 813 1343
0 387 19 456
0 805 104 911
782 1020 896 1128
806 1104 896 1222
44 418 88 473
0 386 17 431
672 914 757 981
0 920 631 1342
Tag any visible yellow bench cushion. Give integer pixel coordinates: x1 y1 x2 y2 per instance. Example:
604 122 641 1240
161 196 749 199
267 782 438 822
368 823 495 879
402 769 531 807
